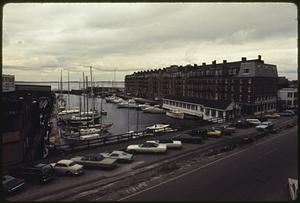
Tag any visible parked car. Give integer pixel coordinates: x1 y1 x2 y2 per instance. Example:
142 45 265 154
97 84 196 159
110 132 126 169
146 139 183 149
239 136 255 145
186 129 208 139
9 163 55 183
278 111 294 117
51 160 84 175
71 154 117 169
285 110 296 115
256 121 274 131
207 129 222 137
2 175 25 194
246 118 261 126
100 151 133 163
212 126 235 136
172 134 203 144
264 113 280 118
126 142 167 153
230 120 252 129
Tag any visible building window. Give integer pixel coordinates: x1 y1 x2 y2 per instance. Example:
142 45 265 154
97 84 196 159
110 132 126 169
205 109 209 116
248 79 252 84
288 92 293 98
231 86 234 92
248 87 251 93
239 86 242 92
187 104 190 109
244 69 250 73
211 110 216 117
248 95 251 103
183 103 186 108
240 79 243 84
239 95 242 102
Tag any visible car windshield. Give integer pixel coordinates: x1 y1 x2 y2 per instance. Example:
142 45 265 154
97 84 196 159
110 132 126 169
69 162 76 167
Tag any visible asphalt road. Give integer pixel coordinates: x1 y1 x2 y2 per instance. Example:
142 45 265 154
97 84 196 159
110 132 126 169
120 126 298 201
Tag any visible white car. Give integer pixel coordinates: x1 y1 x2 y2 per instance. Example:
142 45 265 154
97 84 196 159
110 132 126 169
256 121 273 130
101 151 134 163
146 139 182 149
127 142 167 153
51 160 83 175
288 178 298 200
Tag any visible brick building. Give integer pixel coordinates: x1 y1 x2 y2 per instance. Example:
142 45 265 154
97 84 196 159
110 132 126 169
2 75 54 171
125 55 278 122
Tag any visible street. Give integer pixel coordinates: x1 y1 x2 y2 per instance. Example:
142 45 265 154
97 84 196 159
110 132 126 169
120 126 298 201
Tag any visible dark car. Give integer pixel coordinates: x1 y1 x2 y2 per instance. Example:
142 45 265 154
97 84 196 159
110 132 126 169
239 136 255 145
2 175 25 195
278 112 294 117
212 126 234 136
255 116 268 122
172 134 203 144
231 120 252 129
186 129 208 139
10 163 55 183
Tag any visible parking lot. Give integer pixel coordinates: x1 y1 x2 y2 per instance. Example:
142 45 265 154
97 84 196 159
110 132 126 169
6 116 297 201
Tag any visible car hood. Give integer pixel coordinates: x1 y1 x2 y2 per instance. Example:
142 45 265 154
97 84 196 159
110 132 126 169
71 164 83 170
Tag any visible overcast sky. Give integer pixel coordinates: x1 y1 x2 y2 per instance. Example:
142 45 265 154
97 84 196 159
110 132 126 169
3 3 297 81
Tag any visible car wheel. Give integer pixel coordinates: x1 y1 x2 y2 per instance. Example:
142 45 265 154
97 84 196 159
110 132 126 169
66 171 72 175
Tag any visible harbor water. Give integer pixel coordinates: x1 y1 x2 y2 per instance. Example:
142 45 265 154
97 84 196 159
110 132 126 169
59 94 211 136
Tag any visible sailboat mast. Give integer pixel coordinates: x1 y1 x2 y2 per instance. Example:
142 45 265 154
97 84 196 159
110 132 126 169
60 69 63 94
83 72 85 113
79 78 81 121
90 66 94 125
68 70 70 110
86 76 89 115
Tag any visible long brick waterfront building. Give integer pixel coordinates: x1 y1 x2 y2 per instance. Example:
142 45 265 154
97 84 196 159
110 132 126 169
125 55 278 122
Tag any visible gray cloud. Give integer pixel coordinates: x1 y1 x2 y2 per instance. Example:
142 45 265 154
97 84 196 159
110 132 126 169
3 3 297 81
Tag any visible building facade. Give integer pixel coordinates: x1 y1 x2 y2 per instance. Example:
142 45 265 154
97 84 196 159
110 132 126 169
2 76 54 171
278 88 298 110
125 55 278 122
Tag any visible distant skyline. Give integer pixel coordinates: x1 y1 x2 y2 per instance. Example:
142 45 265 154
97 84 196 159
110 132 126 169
3 3 297 81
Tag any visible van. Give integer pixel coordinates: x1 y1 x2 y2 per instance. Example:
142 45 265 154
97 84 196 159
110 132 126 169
246 119 261 126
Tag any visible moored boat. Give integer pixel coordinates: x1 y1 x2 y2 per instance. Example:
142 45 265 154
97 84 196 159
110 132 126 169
142 106 166 114
166 109 184 119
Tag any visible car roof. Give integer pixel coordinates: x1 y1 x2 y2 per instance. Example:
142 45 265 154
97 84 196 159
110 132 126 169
57 160 74 165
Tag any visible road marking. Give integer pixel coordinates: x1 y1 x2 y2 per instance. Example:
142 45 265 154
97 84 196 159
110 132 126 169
118 127 297 201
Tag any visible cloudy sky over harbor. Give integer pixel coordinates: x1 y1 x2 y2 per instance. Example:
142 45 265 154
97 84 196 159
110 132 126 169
3 3 297 81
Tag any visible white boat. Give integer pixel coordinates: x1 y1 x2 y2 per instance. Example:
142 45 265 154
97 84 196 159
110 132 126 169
58 109 80 116
105 96 117 103
142 106 166 114
288 178 298 200
80 127 102 135
128 99 137 108
137 103 151 110
112 98 125 104
117 101 129 108
166 109 184 119
79 123 113 130
146 124 170 132
80 133 101 140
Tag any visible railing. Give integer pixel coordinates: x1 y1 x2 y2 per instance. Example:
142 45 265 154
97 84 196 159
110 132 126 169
53 127 175 154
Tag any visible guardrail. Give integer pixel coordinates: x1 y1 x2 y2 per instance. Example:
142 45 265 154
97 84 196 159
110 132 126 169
53 128 175 154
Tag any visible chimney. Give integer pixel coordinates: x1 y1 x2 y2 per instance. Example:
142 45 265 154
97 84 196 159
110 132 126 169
202 62 206 66
258 55 261 60
223 60 227 63
212 60 216 65
241 57 247 62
